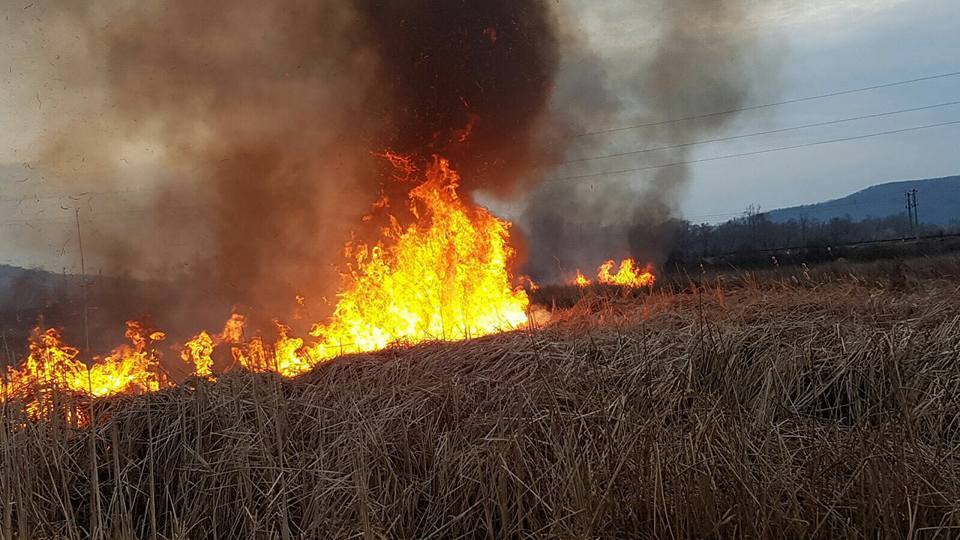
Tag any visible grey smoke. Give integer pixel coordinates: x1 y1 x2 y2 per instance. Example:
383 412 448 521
521 0 782 281
12 0 783 334
28 0 560 330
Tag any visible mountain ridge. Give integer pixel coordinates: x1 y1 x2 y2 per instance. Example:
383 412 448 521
764 175 960 225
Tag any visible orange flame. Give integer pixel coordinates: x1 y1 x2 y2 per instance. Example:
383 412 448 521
86 321 166 397
598 259 656 288
300 156 529 371
570 258 656 289
574 269 590 288
3 322 165 420
181 331 215 379
3 153 533 419
231 155 530 377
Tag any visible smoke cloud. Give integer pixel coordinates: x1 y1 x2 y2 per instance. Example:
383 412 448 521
17 0 781 329
32 0 559 326
522 0 782 281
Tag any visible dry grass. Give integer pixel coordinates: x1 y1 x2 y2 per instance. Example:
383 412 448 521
3 257 960 538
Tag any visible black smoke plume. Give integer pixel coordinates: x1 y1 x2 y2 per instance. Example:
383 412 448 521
37 0 559 330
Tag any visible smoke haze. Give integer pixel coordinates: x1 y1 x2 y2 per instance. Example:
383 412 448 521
29 0 560 324
8 0 781 326
522 0 782 281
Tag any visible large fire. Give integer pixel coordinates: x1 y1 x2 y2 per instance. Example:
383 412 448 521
2 154 658 421
3 154 533 417
301 156 529 367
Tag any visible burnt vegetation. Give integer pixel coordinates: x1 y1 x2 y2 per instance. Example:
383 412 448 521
3 255 960 538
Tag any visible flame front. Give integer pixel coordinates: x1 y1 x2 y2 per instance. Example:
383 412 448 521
3 154 533 418
0 155 662 420
3 322 165 421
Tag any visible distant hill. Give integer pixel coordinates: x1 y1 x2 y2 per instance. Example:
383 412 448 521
766 175 960 225
0 264 76 309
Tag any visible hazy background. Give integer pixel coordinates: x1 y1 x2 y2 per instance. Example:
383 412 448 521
1 0 958 278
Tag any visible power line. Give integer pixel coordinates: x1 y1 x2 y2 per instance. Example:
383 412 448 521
4 104 959 227
562 100 960 165
575 69 960 138
548 119 960 184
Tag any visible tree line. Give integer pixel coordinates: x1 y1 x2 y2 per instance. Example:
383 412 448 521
633 210 960 266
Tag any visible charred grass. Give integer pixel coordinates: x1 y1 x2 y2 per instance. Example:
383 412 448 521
3 257 960 538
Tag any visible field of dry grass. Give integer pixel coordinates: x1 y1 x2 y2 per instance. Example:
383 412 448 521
3 256 960 538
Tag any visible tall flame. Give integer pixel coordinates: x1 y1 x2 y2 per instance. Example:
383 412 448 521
3 154 533 418
302 156 529 367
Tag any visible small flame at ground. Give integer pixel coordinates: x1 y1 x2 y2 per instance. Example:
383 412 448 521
3 322 165 421
571 258 656 289
574 269 590 288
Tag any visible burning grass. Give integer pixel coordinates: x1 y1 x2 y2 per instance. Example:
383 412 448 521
3 154 536 415
3 258 960 537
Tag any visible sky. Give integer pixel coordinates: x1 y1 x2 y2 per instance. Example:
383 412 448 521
687 0 960 221
565 0 960 222
1 0 959 272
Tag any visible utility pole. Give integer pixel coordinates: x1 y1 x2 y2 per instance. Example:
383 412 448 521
905 189 919 237
910 189 919 230
905 191 913 233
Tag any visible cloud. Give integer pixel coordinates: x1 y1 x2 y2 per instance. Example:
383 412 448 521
563 0 915 54
759 0 915 31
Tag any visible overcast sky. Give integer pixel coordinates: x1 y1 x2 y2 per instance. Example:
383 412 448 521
565 0 960 222
692 0 960 221
1 0 959 271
